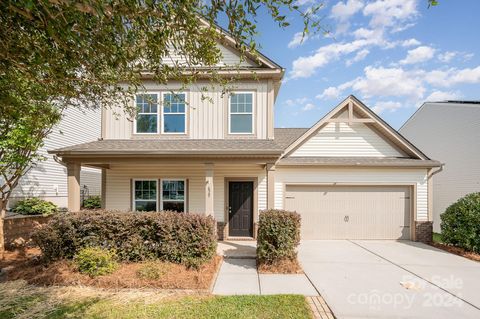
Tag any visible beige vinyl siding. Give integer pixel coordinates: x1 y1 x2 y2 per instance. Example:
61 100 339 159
400 102 480 232
290 121 405 157
162 43 257 68
103 81 272 140
274 167 429 221
104 163 266 222
9 107 101 208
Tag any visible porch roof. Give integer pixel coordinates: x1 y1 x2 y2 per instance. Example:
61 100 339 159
49 138 284 156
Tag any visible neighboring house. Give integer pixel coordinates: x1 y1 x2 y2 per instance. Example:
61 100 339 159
49 36 440 242
400 101 480 232
9 107 101 209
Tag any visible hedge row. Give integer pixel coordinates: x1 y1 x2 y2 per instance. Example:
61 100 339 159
441 192 480 253
33 210 217 268
257 209 301 264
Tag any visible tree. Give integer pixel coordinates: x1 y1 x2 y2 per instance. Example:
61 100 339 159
0 0 322 256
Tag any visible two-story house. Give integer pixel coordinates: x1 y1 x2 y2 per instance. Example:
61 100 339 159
50 35 441 242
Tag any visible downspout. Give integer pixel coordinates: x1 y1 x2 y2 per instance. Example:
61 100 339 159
53 155 66 167
428 163 444 178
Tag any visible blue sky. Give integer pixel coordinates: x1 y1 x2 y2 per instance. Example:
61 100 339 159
252 0 480 129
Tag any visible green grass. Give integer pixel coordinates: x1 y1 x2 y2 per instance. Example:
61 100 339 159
433 232 443 244
0 281 312 319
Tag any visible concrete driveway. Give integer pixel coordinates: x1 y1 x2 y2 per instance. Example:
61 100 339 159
299 240 480 319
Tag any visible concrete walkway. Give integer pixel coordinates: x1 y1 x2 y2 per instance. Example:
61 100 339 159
212 257 318 296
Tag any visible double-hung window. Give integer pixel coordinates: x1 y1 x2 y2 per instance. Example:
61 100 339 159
161 179 185 212
162 93 186 134
229 92 253 134
133 180 157 211
135 94 158 134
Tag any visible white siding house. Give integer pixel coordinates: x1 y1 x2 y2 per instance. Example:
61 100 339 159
9 107 101 208
400 101 480 232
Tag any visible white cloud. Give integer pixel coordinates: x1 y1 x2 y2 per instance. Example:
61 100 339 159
284 97 310 106
424 66 480 87
346 49 369 66
425 91 461 102
339 66 426 101
363 0 418 28
290 37 384 78
317 87 341 100
371 101 402 114
331 0 364 21
438 51 457 63
401 38 421 47
316 80 356 100
288 32 309 49
302 103 316 111
400 46 436 65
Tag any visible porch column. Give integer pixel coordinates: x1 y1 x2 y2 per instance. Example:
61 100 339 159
266 163 275 209
67 162 81 212
205 163 214 216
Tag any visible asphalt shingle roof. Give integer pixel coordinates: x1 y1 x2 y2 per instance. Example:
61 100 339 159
50 128 308 155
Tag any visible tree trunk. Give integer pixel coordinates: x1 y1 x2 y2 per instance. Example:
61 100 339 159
0 199 6 260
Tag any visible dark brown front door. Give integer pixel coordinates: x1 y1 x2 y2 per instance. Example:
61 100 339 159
228 181 254 237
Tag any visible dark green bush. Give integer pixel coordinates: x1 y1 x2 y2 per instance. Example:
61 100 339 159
257 209 301 264
441 192 480 252
74 247 117 277
83 196 101 209
12 198 58 216
33 210 217 268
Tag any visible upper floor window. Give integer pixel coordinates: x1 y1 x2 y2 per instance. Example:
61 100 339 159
162 93 186 134
229 92 253 134
135 94 158 134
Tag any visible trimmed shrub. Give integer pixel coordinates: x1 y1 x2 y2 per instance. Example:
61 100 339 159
257 209 301 264
12 198 58 216
441 192 480 252
83 196 101 209
33 210 217 268
74 247 117 277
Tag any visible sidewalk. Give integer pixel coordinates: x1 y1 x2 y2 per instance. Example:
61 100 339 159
212 258 319 296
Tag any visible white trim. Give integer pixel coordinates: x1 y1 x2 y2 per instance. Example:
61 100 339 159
133 92 160 135
132 178 158 211
228 91 255 135
282 96 428 160
160 178 187 212
161 92 188 135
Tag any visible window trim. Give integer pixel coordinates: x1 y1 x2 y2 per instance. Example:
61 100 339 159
228 91 255 135
132 179 158 211
133 93 160 135
160 178 187 212
161 92 187 135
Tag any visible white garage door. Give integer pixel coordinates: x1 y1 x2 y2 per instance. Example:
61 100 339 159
284 185 411 240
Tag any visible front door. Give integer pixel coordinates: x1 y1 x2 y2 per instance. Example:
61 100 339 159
228 181 254 237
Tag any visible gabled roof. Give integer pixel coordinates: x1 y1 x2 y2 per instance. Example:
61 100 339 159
210 20 283 71
282 95 430 160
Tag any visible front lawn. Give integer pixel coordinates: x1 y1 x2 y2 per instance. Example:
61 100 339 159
0 281 312 319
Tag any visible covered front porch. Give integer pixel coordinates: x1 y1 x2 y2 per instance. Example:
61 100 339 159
63 157 277 239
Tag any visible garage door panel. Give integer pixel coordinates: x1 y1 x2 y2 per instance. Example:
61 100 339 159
285 185 411 240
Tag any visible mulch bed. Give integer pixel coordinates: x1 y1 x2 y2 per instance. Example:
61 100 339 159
431 243 480 262
1 248 222 290
257 258 303 274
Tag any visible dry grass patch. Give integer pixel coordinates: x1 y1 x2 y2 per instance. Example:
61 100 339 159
258 258 303 274
1 248 222 290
